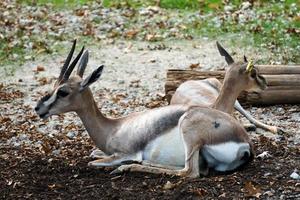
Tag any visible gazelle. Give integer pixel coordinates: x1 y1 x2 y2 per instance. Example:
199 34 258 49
171 42 281 134
35 40 254 178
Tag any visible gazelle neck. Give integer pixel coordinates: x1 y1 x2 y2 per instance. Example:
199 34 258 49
213 78 242 114
76 90 119 153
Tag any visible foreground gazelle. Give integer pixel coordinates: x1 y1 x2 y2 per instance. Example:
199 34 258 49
171 42 281 134
35 40 254 177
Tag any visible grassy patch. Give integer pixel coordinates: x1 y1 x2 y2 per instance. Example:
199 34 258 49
17 0 92 8
2 0 299 76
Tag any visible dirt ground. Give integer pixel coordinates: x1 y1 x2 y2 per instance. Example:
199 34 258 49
1 40 299 199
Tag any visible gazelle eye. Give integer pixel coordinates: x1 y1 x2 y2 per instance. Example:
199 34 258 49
250 70 257 78
57 89 69 97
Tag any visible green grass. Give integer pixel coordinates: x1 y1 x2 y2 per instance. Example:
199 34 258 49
17 0 92 7
2 0 300 75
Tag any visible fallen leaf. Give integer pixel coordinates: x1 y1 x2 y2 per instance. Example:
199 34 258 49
125 29 139 39
36 65 45 72
38 77 48 85
7 180 13 186
145 34 162 42
257 151 272 159
242 181 262 198
163 181 175 190
48 184 56 189
189 63 200 70
191 188 208 197
163 180 182 190
111 182 118 190
218 193 226 198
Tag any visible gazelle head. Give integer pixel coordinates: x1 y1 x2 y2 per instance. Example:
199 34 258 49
35 40 104 119
216 42 267 92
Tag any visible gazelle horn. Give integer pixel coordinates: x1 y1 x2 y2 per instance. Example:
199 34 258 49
246 60 254 72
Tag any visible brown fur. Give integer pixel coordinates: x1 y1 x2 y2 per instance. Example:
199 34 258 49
35 41 256 178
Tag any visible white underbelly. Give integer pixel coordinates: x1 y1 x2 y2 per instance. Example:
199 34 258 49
202 142 250 171
142 127 185 167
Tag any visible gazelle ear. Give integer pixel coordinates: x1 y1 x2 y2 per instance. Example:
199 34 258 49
216 41 234 65
77 50 89 78
79 65 104 92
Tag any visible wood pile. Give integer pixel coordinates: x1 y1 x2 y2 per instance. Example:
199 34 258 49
165 65 300 105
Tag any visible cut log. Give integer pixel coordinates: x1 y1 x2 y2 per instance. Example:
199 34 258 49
255 65 300 74
239 90 300 105
165 65 300 105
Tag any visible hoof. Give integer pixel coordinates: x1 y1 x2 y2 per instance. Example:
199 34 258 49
90 149 106 159
276 128 285 135
88 161 105 169
110 167 125 175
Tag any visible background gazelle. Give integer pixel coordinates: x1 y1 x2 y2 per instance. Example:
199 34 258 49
35 40 255 178
171 42 281 134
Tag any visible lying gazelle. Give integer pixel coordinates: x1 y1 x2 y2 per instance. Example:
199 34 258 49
171 42 282 134
35 40 254 178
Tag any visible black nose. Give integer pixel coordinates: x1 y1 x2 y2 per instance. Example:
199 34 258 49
34 106 39 111
241 152 250 161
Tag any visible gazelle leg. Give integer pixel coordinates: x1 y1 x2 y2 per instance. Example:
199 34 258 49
179 142 201 178
88 153 142 168
141 161 181 170
178 120 207 177
90 149 108 159
111 163 184 176
234 100 284 134
111 128 206 178
111 144 204 178
111 152 202 178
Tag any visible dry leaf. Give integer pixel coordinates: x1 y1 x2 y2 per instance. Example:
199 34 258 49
125 29 139 39
191 188 208 197
48 184 56 189
38 77 48 85
0 83 4 91
163 181 176 190
36 65 45 72
163 180 182 190
189 63 200 70
243 181 262 198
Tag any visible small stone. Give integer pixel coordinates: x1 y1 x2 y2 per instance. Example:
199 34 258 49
66 131 77 139
224 5 233 12
118 80 125 84
19 134 28 140
291 113 300 122
52 149 61 156
290 171 300 180
264 190 274 196
24 55 32 60
149 59 156 63
163 181 175 190
264 172 272 177
277 107 284 112
280 194 285 200
257 151 272 159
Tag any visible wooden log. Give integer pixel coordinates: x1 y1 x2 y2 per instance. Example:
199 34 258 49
165 65 300 105
255 65 300 74
239 90 300 105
